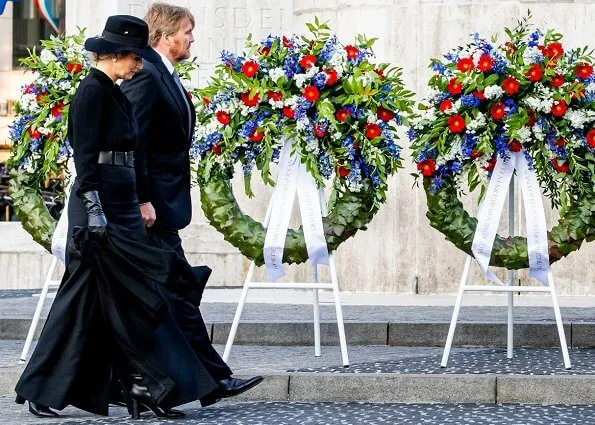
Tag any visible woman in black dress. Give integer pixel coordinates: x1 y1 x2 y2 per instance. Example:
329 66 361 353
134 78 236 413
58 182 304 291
14 15 219 419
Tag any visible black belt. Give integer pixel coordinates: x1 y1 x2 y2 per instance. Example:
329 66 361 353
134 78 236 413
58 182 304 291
98 151 135 167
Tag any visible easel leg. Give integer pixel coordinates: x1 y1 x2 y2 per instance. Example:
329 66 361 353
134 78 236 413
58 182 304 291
222 262 254 362
507 269 515 359
548 272 571 369
329 253 349 367
20 256 58 362
441 255 472 368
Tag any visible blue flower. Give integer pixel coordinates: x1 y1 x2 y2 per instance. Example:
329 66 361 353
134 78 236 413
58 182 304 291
318 150 333 179
220 50 243 72
461 94 480 108
312 72 328 88
504 98 517 116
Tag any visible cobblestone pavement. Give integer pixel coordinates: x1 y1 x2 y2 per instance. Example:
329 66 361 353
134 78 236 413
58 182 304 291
0 290 593 322
0 399 593 424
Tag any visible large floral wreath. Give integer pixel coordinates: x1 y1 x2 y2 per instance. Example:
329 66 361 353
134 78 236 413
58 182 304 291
410 15 595 269
7 31 88 250
192 19 414 265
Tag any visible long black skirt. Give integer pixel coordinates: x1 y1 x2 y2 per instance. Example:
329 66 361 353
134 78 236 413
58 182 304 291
15 165 219 415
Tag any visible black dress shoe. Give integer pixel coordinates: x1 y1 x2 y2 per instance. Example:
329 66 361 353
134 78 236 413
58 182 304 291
220 376 264 398
28 401 60 418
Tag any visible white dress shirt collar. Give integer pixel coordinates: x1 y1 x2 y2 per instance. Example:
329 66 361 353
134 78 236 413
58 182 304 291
154 48 175 74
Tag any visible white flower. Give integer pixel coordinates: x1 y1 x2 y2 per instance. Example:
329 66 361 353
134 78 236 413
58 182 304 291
328 52 345 67
523 96 553 114
296 118 310 131
484 85 504 100
467 112 487 131
306 66 320 78
522 47 543 65
240 105 257 116
532 124 545 141
366 112 378 123
40 49 57 64
514 126 532 143
424 87 444 103
268 99 284 109
268 67 285 82
294 73 309 88
566 109 595 129
58 80 72 90
19 94 39 112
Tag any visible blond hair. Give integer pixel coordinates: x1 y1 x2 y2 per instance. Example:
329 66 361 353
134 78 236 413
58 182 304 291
145 3 195 47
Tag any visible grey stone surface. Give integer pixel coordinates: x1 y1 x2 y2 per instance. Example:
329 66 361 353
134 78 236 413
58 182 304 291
212 322 388 346
573 323 595 348
1 399 594 425
498 375 595 404
289 374 496 403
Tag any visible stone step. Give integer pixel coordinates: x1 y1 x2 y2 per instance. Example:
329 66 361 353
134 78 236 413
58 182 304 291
2 344 594 404
1 318 593 348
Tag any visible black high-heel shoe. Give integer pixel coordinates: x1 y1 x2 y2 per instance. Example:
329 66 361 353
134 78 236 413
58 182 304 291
15 395 59 417
129 383 185 419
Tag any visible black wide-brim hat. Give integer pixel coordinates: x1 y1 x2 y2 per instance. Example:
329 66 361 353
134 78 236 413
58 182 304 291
84 15 160 63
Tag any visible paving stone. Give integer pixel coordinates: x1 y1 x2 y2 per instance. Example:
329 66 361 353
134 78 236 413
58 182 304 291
1 399 594 425
498 375 595 404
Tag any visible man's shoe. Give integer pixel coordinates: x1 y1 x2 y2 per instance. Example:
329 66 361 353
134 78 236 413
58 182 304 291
28 402 59 418
220 376 264 398
200 376 264 408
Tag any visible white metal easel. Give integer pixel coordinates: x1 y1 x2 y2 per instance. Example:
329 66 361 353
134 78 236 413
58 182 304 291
441 177 571 369
222 187 350 367
19 256 61 362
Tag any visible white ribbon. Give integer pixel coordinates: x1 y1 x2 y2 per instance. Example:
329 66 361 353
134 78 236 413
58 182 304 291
263 140 329 281
51 159 75 264
471 152 550 285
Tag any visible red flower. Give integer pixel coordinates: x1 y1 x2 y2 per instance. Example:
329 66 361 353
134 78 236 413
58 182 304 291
337 165 350 178
28 127 42 139
324 68 338 86
544 42 564 61
575 63 593 80
586 129 595 147
313 123 326 138
35 90 48 103
335 108 351 122
416 159 436 177
267 90 283 101
282 106 295 119
551 99 567 117
456 57 474 72
552 158 569 173
470 150 483 159
241 60 259 78
447 78 463 95
473 90 485 100
202 97 211 105
249 128 264 143
215 110 230 125
447 114 466 133
240 90 260 107
526 64 543 82
477 55 494 72
345 45 359 60
550 74 565 87
258 46 270 55
484 157 497 172
555 138 566 148
490 102 505 120
527 109 536 126
508 140 522 152
51 102 64 117
66 61 82 74
299 54 317 68
364 123 381 139
439 99 453 113
186 91 193 101
211 144 222 155
504 42 516 54
302 85 320 102
373 68 385 80
376 106 394 122
502 77 520 95
282 36 293 48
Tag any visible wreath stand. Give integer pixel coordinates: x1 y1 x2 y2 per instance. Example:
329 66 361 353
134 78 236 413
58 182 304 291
222 187 350 367
19 256 60 362
440 176 571 369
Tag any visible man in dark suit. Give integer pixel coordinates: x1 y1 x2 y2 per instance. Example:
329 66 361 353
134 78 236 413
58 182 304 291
121 2 262 408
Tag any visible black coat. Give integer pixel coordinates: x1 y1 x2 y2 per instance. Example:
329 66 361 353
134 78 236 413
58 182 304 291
15 226 219 415
121 59 196 230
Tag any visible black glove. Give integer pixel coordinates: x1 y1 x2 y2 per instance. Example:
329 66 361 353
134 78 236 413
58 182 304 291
80 190 107 239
